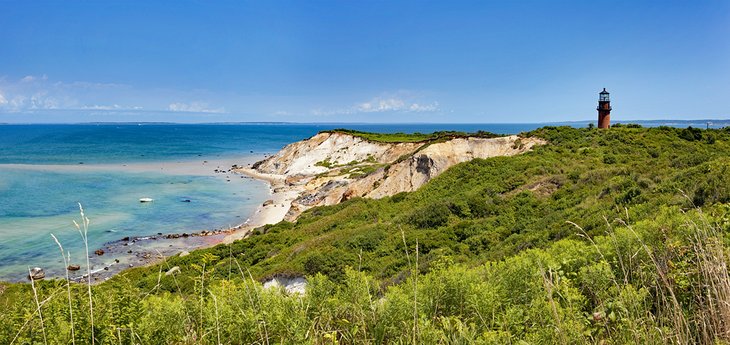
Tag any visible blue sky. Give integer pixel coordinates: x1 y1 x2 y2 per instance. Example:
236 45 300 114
0 1 728 123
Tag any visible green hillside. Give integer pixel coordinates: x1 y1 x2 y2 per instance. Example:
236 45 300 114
2 125 730 344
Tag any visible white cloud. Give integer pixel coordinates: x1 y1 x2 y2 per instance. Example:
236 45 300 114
0 91 68 112
408 102 439 112
80 104 121 110
355 97 439 113
312 95 440 116
78 104 144 111
168 102 225 113
20 75 48 83
0 75 150 114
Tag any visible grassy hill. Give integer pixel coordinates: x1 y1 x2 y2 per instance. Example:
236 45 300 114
2 125 730 344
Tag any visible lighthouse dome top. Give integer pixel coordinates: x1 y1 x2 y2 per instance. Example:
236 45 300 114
599 88 610 101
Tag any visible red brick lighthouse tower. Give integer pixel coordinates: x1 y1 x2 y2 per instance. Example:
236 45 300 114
597 88 611 128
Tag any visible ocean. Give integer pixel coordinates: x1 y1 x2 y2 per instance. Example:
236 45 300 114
0 121 723 281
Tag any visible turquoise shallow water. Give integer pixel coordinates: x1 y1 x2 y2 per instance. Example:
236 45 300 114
0 165 270 280
2 121 713 281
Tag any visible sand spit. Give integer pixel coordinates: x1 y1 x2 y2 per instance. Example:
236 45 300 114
0 157 261 176
222 168 302 243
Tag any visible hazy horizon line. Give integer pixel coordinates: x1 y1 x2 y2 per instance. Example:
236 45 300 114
1 119 729 126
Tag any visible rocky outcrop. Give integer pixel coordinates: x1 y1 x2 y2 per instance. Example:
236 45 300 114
28 267 45 280
240 131 545 221
262 276 307 294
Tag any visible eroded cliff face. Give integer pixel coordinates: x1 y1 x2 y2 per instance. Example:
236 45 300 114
253 132 421 176
242 132 545 221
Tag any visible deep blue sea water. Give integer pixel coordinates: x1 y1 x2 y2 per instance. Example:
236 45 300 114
0 121 725 281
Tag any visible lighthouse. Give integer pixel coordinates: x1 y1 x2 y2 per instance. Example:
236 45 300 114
597 88 611 128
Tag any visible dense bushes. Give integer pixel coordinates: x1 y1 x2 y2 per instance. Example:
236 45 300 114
408 202 452 228
2 207 730 344
108 125 730 283
2 126 730 343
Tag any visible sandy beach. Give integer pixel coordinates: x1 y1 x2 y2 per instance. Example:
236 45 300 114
222 168 303 243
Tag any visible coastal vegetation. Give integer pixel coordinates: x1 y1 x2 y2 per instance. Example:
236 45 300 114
2 125 730 344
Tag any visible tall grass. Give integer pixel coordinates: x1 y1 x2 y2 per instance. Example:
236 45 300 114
686 210 730 343
51 233 75 345
73 203 95 345
27 267 47 345
3 205 730 344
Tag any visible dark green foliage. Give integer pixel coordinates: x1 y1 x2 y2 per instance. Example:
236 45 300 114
112 126 730 285
679 126 703 141
303 251 347 279
408 202 452 228
3 126 730 344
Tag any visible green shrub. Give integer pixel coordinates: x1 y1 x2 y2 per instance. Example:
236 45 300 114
679 126 703 141
408 202 452 228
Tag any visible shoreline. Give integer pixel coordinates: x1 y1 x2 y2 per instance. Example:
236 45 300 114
222 168 303 243
0 155 286 283
75 167 300 283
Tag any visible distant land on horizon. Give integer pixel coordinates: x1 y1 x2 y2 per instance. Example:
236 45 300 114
0 119 729 127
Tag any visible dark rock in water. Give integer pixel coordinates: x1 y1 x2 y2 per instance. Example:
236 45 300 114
103 267 109 271
127 250 133 253
158 232 163 235
182 233 189 238
94 249 105 256
122 236 130 241
181 199 191 202
67 264 81 271
28 267 45 280
114 259 120 263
